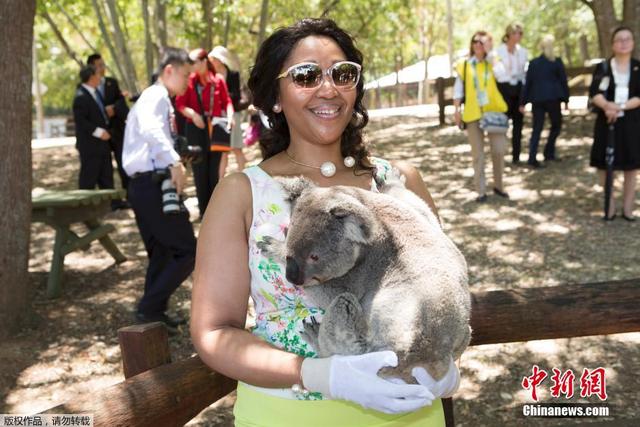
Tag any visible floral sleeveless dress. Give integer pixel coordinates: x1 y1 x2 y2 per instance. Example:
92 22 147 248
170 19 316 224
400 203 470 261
241 158 393 400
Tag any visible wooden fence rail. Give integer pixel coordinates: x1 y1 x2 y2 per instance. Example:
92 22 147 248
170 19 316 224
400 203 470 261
40 278 640 426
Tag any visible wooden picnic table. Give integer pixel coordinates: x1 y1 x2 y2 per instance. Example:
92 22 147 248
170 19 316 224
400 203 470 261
32 189 128 298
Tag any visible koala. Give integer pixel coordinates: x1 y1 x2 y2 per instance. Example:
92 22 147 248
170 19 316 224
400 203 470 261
258 171 471 383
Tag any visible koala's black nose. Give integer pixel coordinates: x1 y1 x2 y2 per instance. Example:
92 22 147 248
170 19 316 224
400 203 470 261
286 257 304 285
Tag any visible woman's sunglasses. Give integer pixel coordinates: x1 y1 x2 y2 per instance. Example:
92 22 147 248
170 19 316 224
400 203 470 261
276 61 362 90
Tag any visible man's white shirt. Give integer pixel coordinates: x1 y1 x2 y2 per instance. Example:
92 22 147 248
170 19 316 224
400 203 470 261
122 83 181 176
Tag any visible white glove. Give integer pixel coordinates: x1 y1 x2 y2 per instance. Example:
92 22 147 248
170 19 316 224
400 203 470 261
301 350 435 414
411 356 460 399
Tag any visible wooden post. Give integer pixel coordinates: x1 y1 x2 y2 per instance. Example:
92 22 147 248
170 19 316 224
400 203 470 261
118 323 172 379
442 397 454 427
436 78 445 126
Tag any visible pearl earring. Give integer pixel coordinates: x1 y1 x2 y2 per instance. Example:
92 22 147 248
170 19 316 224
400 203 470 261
343 156 356 168
273 103 282 113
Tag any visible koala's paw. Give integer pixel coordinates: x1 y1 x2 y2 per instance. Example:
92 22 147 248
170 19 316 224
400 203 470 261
256 236 285 260
319 293 368 355
301 316 321 354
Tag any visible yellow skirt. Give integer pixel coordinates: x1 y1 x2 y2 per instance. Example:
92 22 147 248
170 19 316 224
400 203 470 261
233 382 445 427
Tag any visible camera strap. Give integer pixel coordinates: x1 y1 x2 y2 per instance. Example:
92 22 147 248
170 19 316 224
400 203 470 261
195 79 215 139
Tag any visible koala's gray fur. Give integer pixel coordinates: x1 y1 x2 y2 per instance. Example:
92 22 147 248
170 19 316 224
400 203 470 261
258 172 471 382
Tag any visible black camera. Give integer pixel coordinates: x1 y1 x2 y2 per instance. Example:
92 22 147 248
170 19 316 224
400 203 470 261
174 135 202 164
151 168 186 215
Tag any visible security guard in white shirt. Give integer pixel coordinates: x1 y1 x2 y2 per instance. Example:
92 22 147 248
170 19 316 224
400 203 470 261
122 47 196 332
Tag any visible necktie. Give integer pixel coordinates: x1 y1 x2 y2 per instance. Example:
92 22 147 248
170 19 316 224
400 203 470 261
95 89 108 124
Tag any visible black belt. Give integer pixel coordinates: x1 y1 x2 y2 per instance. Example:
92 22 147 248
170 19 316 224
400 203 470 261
131 171 154 179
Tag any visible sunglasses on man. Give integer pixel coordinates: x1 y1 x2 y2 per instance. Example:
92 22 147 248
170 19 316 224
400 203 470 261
277 61 361 90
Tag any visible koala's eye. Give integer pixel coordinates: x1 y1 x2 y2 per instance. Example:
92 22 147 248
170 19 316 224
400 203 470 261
309 254 319 262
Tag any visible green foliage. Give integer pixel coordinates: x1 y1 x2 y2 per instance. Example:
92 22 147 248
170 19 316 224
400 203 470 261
35 0 599 114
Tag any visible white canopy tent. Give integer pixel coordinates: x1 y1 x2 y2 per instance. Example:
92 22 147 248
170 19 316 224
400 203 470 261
364 54 453 90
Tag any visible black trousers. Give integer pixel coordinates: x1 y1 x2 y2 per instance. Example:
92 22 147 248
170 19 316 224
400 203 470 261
128 174 196 316
109 135 129 193
497 82 524 162
529 100 562 161
78 150 114 190
186 122 222 217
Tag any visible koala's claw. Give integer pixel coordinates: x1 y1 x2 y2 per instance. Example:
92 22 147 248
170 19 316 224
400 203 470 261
301 316 321 351
257 236 285 260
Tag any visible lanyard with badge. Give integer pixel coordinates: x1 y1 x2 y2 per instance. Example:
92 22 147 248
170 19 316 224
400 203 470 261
472 60 489 107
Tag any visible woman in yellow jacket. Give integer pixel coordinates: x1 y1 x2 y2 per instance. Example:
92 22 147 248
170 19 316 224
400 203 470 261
453 31 509 202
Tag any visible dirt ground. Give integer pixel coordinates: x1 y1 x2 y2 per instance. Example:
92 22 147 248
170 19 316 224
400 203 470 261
2 110 638 426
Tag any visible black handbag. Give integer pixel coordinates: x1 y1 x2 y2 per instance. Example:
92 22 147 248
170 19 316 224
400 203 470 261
210 117 231 152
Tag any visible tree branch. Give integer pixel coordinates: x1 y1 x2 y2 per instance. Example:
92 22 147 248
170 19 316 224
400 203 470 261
90 0 128 88
320 0 340 17
105 0 139 91
39 7 83 67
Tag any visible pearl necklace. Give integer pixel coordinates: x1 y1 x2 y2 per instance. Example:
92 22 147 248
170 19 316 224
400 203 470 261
285 150 356 177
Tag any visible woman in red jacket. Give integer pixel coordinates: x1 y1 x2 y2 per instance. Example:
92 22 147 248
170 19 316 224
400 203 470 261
175 48 234 218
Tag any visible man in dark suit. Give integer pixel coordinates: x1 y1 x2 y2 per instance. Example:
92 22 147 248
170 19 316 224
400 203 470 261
87 53 130 208
73 65 114 191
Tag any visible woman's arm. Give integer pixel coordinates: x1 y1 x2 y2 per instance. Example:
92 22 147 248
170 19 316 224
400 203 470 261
190 173 303 388
392 161 440 221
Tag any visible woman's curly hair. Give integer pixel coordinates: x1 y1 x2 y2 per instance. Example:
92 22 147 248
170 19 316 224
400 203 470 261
247 18 373 174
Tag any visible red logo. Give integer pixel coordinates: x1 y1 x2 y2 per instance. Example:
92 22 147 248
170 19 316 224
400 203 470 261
550 368 576 398
522 366 607 401
522 365 548 401
580 367 607 401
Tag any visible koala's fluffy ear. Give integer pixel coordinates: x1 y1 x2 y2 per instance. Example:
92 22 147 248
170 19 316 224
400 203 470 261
329 203 376 244
277 177 315 202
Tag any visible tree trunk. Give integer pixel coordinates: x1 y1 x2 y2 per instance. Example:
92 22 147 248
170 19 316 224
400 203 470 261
39 7 83 66
155 0 168 54
223 8 231 47
0 0 35 339
105 0 139 93
579 34 590 64
582 0 620 57
622 0 640 57
257 0 269 49
141 0 155 85
33 37 45 138
90 0 130 91
564 41 574 66
445 0 454 74
201 0 213 49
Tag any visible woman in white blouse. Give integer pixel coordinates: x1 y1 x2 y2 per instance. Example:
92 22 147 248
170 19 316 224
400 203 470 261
589 26 640 221
494 23 528 165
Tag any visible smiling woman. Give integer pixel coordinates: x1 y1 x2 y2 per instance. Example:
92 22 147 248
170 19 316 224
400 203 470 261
190 18 451 427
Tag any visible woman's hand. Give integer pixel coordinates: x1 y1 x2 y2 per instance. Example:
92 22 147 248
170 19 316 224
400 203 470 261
454 110 462 128
192 113 206 129
604 102 620 123
301 351 434 414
